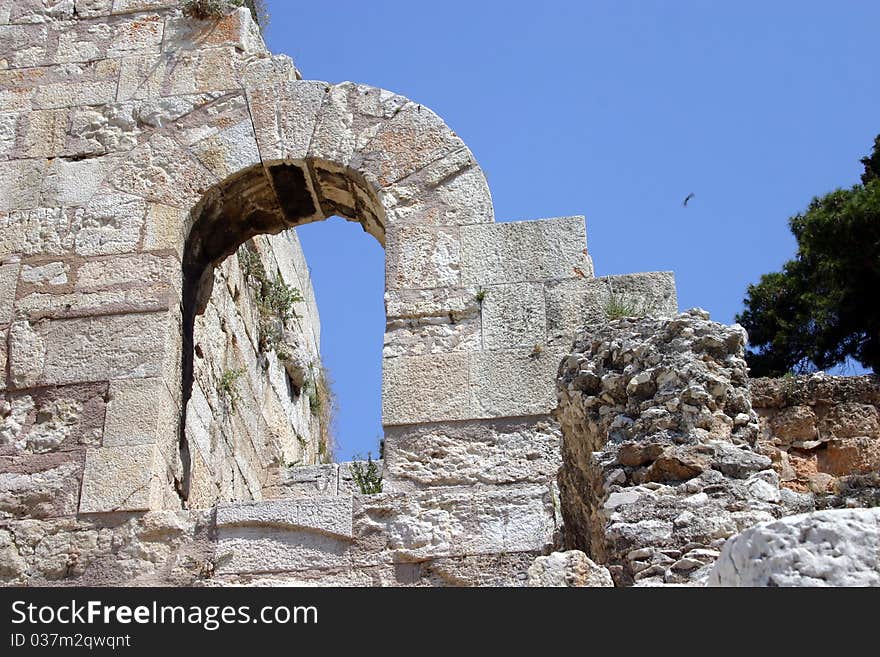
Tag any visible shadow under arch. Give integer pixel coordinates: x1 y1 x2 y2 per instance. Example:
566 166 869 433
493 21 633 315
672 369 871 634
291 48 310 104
179 158 386 500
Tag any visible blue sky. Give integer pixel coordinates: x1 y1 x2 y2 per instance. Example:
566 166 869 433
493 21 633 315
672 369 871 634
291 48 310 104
262 1 880 460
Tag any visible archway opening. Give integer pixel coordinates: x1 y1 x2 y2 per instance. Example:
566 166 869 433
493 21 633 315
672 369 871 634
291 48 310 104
296 216 385 462
180 159 385 507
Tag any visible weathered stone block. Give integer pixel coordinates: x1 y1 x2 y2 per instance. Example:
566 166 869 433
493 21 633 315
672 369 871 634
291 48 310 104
40 155 112 207
79 443 162 512
103 376 178 448
461 216 591 286
527 550 614 587
382 352 470 425
480 282 546 350
265 464 339 498
383 417 561 490
708 508 880 587
73 192 146 256
0 262 19 323
0 449 84 519
0 383 107 451
247 80 326 161
385 286 480 320
215 496 353 575
383 316 481 358
352 485 556 564
12 312 170 387
469 346 564 419
215 526 351 576
217 496 353 538
0 159 46 210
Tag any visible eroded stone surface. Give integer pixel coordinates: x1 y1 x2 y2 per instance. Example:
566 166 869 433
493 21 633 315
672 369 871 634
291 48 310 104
708 508 880 587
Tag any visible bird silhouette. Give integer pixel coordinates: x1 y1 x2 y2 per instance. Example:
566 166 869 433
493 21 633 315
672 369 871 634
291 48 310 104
683 192 695 207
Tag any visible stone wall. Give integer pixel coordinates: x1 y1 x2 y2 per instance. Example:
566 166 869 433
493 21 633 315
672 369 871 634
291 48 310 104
0 0 682 586
753 373 880 507
555 310 802 586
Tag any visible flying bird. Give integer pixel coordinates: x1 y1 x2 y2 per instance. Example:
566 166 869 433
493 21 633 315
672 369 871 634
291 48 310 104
683 192 695 207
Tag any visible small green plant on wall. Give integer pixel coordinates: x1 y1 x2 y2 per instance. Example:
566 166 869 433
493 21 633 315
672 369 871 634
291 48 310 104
218 367 245 410
237 242 304 360
350 454 383 494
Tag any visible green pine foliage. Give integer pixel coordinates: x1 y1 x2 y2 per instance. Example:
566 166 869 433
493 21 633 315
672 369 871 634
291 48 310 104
737 135 880 376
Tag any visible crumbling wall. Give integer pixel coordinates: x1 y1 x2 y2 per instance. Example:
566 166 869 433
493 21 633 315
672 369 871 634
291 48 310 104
555 310 800 586
752 373 880 507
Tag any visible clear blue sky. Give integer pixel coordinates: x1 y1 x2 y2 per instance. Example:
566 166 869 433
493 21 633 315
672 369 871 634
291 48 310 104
262 1 880 460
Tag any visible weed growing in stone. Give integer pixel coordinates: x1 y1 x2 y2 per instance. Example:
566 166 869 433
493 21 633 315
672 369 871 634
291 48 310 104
218 367 245 409
350 454 383 494
237 242 304 360
604 293 648 320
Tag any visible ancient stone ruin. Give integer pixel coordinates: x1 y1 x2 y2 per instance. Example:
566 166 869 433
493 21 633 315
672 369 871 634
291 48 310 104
1 1 877 587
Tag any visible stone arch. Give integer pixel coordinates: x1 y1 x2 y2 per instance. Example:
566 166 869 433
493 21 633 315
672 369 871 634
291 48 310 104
176 74 495 505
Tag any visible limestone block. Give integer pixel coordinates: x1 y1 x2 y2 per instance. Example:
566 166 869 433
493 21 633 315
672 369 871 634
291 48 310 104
79 443 162 512
15 312 169 387
0 450 84 519
379 146 493 228
108 134 218 208
352 485 556 564
545 272 679 346
0 111 15 157
217 496 353 538
72 192 145 256
0 23 49 68
241 54 298 89
461 216 591 286
527 550 615 587
2 0 75 24
189 117 260 179
385 225 460 290
111 0 175 14
215 526 351 576
40 155 113 207
265 464 339 498
163 6 262 54
116 54 166 100
382 352 470 425
0 383 107 451
34 78 118 110
0 326 7 391
215 497 353 575
106 12 164 56
247 80 327 161
0 159 46 210
15 109 68 158
308 81 409 168
53 17 113 64
708 508 880 587
8 320 46 389
0 262 19 323
143 202 185 255
351 101 466 187
480 282 546 350
103 376 178 449
383 316 481 358
469 346 565 419
383 417 561 490
74 0 113 19
64 103 139 157
385 286 480 321
418 553 538 587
